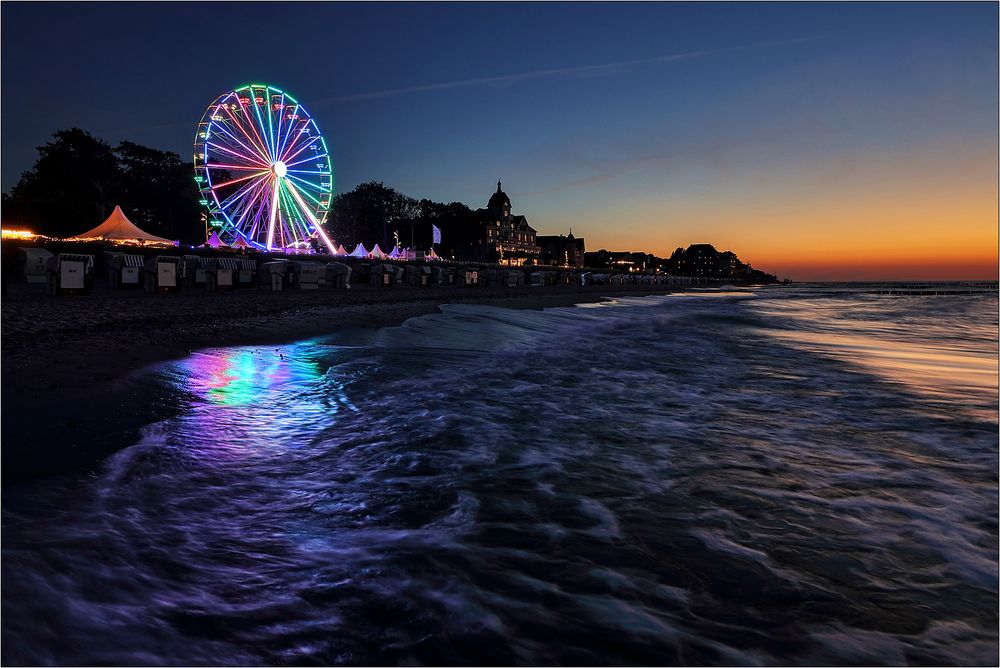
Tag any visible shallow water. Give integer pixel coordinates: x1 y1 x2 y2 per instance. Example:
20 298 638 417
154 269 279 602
3 285 998 665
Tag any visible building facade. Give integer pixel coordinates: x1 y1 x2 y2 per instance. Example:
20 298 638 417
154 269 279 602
584 249 653 272
537 232 586 267
667 244 747 278
466 181 541 265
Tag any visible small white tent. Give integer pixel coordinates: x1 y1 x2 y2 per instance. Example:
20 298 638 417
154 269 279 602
349 243 369 258
387 246 400 259
70 206 177 245
370 244 386 259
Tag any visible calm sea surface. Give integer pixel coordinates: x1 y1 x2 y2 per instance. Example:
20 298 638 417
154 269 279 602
3 285 998 665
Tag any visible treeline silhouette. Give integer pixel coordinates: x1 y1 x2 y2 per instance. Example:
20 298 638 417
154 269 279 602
3 129 204 243
2 128 485 252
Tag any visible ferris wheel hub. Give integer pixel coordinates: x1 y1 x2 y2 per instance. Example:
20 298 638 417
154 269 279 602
271 160 287 178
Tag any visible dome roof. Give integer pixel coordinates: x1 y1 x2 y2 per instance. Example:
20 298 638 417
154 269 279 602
488 179 511 210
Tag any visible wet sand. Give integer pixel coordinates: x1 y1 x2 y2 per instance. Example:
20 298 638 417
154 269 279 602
2 282 679 482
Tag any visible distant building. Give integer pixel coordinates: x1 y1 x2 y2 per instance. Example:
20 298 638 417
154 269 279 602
456 181 540 265
537 231 586 267
668 244 746 278
584 249 652 272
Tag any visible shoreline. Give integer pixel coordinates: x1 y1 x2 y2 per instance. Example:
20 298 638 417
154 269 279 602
1 284 682 484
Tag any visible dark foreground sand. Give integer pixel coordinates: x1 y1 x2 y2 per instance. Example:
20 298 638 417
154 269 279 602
2 282 680 482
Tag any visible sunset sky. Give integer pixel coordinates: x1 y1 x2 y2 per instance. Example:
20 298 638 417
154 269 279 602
2 2 996 280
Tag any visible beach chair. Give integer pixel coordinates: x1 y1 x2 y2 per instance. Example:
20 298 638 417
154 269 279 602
206 257 240 291
456 268 479 287
432 266 455 286
45 253 94 295
142 256 181 292
325 262 352 289
404 265 431 287
370 264 397 287
257 261 288 291
104 252 144 288
236 259 257 287
180 255 208 289
290 261 324 289
18 247 53 284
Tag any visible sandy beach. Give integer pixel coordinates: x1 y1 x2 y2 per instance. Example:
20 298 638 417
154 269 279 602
2 281 681 482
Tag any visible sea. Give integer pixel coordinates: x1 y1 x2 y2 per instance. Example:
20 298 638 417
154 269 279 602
3 284 998 666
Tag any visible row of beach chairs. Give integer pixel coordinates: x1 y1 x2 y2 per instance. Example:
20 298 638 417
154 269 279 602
17 248 690 296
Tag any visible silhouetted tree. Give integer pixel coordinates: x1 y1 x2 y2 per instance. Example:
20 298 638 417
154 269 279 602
4 129 205 244
116 141 203 244
5 128 120 237
328 181 419 249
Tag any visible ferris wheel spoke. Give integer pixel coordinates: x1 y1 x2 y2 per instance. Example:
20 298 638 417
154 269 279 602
278 118 315 162
284 178 337 253
250 90 275 160
275 104 301 162
280 128 321 164
278 113 299 162
273 93 286 164
286 169 330 176
211 170 270 190
263 88 277 159
225 188 268 239
216 172 272 211
211 119 272 166
266 177 281 250
282 152 328 170
284 184 315 242
285 175 325 203
248 180 274 245
237 95 273 163
205 163 275 171
207 141 270 168
218 105 265 160
277 184 307 244
224 104 272 164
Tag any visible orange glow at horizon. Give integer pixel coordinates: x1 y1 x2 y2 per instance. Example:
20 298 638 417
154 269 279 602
541 137 998 281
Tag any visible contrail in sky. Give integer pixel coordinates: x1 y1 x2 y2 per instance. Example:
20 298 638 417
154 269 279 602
317 36 822 104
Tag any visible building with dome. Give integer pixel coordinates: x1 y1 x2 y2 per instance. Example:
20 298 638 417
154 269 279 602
465 180 540 265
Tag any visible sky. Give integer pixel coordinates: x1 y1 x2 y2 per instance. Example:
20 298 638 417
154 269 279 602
2 2 997 280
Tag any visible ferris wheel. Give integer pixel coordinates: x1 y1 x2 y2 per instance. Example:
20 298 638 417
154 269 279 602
193 84 336 252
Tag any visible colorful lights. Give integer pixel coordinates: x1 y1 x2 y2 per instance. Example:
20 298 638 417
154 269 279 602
193 83 334 251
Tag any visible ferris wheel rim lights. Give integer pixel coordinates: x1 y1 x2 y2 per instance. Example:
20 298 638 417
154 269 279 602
193 83 334 253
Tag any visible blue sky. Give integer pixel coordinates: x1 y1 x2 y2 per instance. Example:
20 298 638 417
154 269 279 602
2 2 996 277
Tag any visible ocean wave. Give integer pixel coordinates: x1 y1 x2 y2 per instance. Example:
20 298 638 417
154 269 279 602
3 288 997 665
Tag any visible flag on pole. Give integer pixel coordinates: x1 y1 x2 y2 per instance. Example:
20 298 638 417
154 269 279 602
432 224 441 245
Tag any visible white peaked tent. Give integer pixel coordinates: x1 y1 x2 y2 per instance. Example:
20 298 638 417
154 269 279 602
387 246 400 259
334 244 348 256
370 244 386 259
71 206 177 245
426 248 440 260
202 230 227 249
349 243 369 258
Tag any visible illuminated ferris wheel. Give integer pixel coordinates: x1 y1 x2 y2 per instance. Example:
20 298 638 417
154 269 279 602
193 84 336 252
